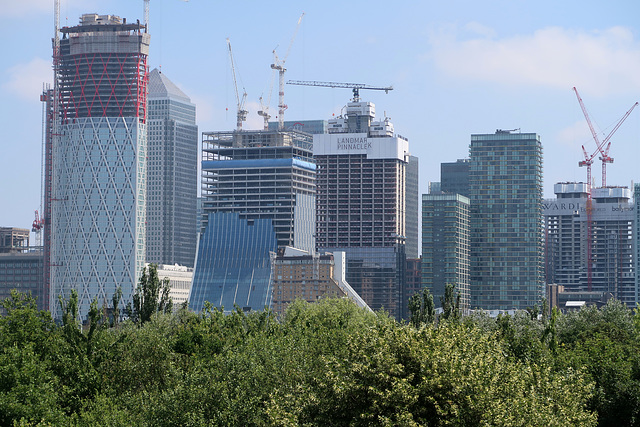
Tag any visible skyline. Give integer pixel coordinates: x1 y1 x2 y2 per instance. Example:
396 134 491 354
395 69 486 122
2 0 640 232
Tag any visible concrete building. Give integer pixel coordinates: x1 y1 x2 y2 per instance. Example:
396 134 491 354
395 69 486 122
470 130 544 310
0 228 30 254
422 193 470 310
269 247 369 314
189 129 315 312
544 183 635 306
153 263 193 309
314 96 410 319
50 14 150 319
146 69 198 268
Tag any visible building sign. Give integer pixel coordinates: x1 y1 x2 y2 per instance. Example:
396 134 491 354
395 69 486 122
313 132 408 161
542 199 635 218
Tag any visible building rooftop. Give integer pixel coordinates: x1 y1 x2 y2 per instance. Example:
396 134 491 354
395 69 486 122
148 68 191 103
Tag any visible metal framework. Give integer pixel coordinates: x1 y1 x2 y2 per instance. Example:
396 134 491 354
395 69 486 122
287 80 393 102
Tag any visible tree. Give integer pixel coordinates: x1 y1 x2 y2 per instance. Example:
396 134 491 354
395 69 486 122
408 287 435 327
127 264 173 324
440 283 461 321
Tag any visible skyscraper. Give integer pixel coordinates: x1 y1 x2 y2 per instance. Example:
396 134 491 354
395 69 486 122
469 130 544 310
421 193 470 310
50 14 149 319
189 129 315 312
314 97 410 319
146 69 198 267
441 159 470 198
545 183 635 306
405 156 420 259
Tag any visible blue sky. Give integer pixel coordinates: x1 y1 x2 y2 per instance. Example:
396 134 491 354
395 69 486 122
2 0 640 234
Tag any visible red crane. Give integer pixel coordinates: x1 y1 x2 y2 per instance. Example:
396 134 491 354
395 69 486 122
32 210 43 232
573 87 638 187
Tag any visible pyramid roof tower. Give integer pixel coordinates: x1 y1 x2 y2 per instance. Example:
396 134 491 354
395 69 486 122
148 68 191 103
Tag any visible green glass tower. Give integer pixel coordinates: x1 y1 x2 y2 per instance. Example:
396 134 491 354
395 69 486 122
469 130 544 310
421 194 470 310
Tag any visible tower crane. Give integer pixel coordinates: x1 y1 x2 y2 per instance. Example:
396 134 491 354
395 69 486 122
573 87 638 187
271 12 304 130
226 38 248 131
258 68 276 130
287 80 393 102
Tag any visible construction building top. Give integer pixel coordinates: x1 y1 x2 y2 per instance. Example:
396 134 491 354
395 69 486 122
313 99 409 161
62 14 146 34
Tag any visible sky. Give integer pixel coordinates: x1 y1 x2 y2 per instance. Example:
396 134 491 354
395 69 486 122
2 0 640 235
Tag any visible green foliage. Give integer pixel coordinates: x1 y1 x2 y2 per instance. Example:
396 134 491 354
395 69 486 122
408 287 435 327
440 282 461 322
13 291 640 426
127 264 173 324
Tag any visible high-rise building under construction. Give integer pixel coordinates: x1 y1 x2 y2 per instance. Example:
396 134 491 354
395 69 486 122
189 129 316 312
313 97 411 319
49 14 149 319
545 183 635 306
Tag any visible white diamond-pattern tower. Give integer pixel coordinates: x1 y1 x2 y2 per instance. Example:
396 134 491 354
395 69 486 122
49 14 150 319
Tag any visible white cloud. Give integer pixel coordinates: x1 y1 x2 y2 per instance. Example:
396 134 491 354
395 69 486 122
430 26 640 96
3 58 52 101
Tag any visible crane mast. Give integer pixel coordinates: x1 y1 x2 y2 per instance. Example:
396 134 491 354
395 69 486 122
227 38 247 131
271 12 304 130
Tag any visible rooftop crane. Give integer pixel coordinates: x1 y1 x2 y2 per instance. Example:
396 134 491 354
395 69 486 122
227 38 248 131
573 87 638 187
258 68 276 130
287 80 393 102
271 12 304 130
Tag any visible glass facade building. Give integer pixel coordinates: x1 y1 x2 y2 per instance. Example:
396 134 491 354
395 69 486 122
50 15 149 319
441 159 470 198
421 193 470 310
0 251 44 314
469 130 544 310
405 155 420 259
190 129 316 312
146 69 198 268
189 213 277 313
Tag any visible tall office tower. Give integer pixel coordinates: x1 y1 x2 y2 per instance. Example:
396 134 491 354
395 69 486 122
421 194 470 310
314 98 410 319
146 69 198 267
405 156 420 259
189 129 315 312
469 130 544 310
545 183 635 305
441 159 470 198
50 14 149 319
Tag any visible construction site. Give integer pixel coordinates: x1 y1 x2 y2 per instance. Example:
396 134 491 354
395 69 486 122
544 88 639 308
